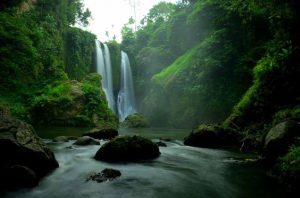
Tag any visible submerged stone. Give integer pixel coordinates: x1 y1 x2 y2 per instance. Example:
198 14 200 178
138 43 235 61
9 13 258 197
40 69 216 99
87 168 121 183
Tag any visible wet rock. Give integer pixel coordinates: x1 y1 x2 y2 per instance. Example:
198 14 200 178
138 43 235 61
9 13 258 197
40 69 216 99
120 113 150 128
53 136 78 142
73 136 100 146
83 128 118 140
159 137 172 142
156 141 167 147
184 124 239 148
95 136 160 162
263 120 300 163
0 117 59 191
87 168 121 183
4 165 38 189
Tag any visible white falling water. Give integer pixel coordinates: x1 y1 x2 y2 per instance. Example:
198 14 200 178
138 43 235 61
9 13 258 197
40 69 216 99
118 51 136 121
95 40 116 112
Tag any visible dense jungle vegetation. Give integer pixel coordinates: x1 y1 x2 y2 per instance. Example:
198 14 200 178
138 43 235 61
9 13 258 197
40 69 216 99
121 0 300 188
0 0 300 193
0 0 117 127
122 0 300 130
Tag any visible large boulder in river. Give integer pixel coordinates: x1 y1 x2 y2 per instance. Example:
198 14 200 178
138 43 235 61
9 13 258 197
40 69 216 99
94 136 160 162
73 136 100 146
263 120 300 163
184 124 239 148
120 113 150 128
83 128 118 140
0 117 59 191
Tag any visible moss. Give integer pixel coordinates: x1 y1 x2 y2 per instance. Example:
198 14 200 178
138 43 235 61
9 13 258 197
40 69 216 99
184 124 240 148
29 76 118 127
120 113 150 128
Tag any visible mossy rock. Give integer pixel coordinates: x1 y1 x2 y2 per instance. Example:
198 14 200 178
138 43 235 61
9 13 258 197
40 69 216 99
120 113 150 128
94 136 160 162
83 128 118 140
30 76 118 127
263 121 300 164
184 124 239 148
73 136 100 146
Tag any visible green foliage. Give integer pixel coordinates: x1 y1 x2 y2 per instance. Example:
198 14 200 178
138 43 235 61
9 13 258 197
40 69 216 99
225 38 300 130
81 74 118 128
272 106 300 126
29 77 117 127
65 27 96 80
279 146 300 175
0 12 41 91
123 0 269 128
106 41 121 95
0 0 115 128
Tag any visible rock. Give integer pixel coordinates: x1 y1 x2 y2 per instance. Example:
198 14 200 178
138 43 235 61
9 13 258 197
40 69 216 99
263 120 300 163
73 136 100 146
83 128 118 140
87 168 121 183
0 117 59 191
53 136 69 143
156 141 167 147
53 136 77 142
120 113 150 128
95 136 160 162
184 124 239 148
4 165 38 189
30 78 118 127
159 137 172 142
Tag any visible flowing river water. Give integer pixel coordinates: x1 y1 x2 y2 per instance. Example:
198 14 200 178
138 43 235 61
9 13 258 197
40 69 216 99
5 128 285 198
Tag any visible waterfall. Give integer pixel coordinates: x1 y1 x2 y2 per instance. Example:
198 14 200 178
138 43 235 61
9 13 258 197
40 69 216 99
95 40 116 112
117 51 136 121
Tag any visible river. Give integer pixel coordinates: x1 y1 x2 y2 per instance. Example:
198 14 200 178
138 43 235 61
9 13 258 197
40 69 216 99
5 127 285 198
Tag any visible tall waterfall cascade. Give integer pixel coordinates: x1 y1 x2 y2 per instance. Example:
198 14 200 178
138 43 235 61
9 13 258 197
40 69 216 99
95 40 136 120
95 40 116 112
117 51 137 121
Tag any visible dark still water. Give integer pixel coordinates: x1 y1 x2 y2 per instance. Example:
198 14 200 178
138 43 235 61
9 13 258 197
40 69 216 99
6 127 286 198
